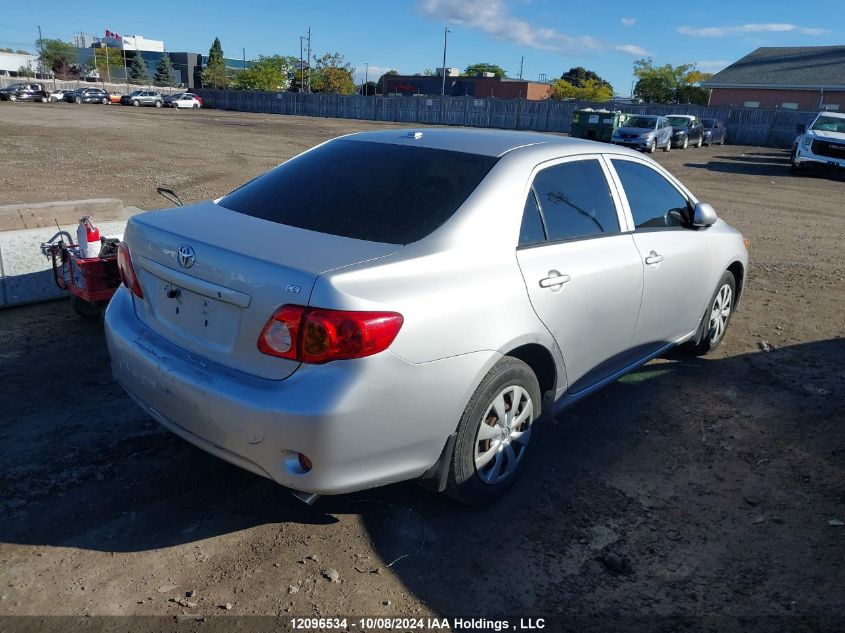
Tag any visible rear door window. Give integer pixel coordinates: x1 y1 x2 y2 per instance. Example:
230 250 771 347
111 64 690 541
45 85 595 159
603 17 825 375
529 159 620 242
219 140 498 244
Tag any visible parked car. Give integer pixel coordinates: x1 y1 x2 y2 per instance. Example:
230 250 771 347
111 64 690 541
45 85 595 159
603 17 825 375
701 118 727 146
667 115 705 149
105 129 749 505
0 82 49 102
610 114 672 153
120 90 164 107
164 93 202 109
65 88 110 104
48 89 75 102
791 110 845 173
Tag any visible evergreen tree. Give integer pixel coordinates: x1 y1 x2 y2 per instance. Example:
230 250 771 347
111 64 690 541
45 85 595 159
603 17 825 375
202 37 229 89
154 54 176 86
128 52 149 84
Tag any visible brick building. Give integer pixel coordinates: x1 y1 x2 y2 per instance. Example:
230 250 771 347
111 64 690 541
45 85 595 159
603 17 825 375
703 46 845 111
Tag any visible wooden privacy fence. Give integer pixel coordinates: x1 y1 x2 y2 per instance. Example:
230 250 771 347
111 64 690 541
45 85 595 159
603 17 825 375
193 90 818 148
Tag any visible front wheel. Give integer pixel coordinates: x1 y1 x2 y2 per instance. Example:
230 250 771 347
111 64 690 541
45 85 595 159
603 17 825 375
681 136 688 149
696 136 703 148
75 96 82 104
686 271 736 355
133 99 140 107
445 357 541 506
647 140 656 154
40 96 48 103
663 138 671 152
192 103 199 109
9 94 17 102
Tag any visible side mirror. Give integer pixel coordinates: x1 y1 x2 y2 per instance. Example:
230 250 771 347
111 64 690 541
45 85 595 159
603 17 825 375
156 187 183 207
796 123 806 134
692 202 718 227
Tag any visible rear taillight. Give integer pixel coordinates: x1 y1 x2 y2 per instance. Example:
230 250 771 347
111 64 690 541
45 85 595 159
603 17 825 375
258 305 403 364
117 242 144 298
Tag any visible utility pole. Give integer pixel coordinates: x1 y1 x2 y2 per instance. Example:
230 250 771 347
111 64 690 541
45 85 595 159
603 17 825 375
37 25 46 82
364 62 369 95
440 26 450 96
519 56 524 79
306 27 311 93
104 44 111 84
242 47 246 70
299 36 304 92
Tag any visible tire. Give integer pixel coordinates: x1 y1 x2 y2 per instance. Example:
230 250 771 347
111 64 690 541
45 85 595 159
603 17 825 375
71 295 104 319
647 140 656 154
133 99 140 107
444 357 541 506
686 271 736 356
40 96 48 103
719 136 725 145
155 100 162 108
192 103 199 109
75 96 82 104
101 97 108 104
681 136 688 149
696 136 703 148
9 94 16 102
663 138 671 152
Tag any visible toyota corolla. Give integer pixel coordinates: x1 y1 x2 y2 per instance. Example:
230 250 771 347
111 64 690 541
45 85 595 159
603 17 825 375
105 129 749 505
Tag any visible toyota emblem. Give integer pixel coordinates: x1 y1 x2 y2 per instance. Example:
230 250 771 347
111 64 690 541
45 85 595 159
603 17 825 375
176 244 196 269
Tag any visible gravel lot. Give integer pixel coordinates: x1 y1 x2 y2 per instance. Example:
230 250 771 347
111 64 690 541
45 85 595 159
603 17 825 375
1 103 843 630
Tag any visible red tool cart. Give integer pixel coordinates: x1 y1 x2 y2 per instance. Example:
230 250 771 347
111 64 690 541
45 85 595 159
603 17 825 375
49 240 121 317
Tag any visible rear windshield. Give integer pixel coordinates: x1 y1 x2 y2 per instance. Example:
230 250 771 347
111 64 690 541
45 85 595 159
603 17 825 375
218 140 498 244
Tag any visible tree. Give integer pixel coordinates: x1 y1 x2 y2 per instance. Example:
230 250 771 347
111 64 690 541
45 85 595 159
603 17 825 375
464 62 506 78
309 51 356 94
422 68 435 76
128 52 149 84
560 66 612 93
202 37 230 89
632 58 713 104
550 77 613 102
17 65 36 77
87 46 123 81
376 69 399 94
234 55 295 91
360 80 377 96
154 54 176 86
37 38 78 78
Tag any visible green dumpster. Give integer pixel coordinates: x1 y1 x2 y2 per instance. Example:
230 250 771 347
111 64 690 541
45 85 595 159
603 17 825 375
570 109 630 143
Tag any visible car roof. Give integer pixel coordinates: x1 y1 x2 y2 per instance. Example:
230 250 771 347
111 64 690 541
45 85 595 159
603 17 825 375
816 110 845 119
667 114 696 119
344 128 634 158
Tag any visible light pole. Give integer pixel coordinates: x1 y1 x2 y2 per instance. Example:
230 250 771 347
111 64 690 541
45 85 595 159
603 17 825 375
364 62 369 95
242 47 246 70
299 36 305 92
441 26 450 96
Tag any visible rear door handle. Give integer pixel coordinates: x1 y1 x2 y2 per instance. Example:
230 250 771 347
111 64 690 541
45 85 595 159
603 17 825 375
539 270 571 289
645 251 664 265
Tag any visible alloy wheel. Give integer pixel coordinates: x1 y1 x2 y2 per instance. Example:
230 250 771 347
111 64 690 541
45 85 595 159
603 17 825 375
682 136 688 149
474 384 534 485
708 284 733 343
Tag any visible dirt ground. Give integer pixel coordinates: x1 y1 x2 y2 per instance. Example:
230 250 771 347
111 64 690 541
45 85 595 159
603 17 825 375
0 103 843 631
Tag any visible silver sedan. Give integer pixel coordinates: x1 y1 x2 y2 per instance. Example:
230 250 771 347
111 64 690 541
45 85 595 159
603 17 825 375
105 129 749 506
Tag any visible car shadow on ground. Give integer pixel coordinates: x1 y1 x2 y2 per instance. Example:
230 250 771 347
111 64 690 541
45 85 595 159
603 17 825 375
683 150 793 177
1 304 843 621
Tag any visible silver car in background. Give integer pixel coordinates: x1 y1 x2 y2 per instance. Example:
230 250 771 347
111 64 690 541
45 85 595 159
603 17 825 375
105 129 749 505
611 115 673 153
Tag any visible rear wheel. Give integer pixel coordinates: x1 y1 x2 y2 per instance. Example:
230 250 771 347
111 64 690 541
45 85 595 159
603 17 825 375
9 94 17 102
75 96 82 104
71 295 104 319
686 271 736 355
192 103 199 109
101 97 108 104
155 100 162 108
40 96 48 103
445 357 541 506
133 99 140 107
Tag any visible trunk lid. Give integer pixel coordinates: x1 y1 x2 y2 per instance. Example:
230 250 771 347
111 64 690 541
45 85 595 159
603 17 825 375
124 201 402 380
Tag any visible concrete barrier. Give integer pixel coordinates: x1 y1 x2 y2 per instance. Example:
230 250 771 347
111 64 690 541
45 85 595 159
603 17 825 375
0 206 144 308
0 198 126 232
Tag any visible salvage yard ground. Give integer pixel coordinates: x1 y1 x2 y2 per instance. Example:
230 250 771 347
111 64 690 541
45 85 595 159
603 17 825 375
0 104 843 627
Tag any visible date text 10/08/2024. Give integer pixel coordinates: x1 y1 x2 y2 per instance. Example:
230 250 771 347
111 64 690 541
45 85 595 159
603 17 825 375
289 617 547 631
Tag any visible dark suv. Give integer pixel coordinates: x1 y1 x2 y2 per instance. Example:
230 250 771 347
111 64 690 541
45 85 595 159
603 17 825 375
65 88 110 104
0 83 49 102
667 115 705 149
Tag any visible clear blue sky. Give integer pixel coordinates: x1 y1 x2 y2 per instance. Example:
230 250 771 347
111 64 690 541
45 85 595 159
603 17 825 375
1 0 841 93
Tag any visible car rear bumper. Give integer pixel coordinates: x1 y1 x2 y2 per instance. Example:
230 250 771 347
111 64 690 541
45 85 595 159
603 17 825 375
105 287 493 495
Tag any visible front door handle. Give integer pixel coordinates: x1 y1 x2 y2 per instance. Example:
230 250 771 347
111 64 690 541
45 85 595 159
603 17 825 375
539 270 571 289
645 251 664 265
